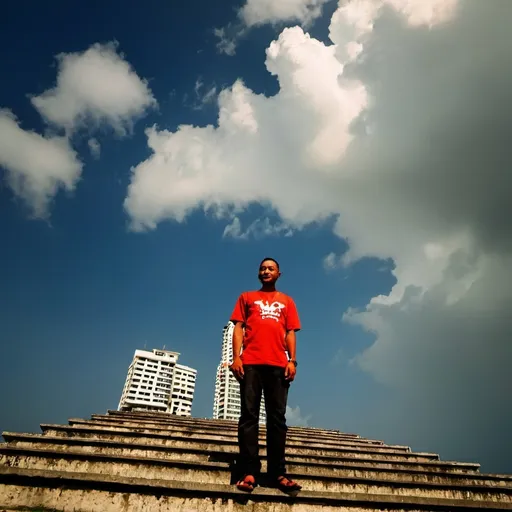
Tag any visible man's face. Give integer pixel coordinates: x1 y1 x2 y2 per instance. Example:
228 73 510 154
258 260 281 285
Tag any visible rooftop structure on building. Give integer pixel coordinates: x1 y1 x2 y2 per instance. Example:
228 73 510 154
213 321 266 423
118 348 197 416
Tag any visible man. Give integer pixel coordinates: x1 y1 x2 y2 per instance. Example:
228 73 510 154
229 257 302 493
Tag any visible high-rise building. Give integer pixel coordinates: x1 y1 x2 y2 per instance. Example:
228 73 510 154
118 349 197 416
213 322 266 423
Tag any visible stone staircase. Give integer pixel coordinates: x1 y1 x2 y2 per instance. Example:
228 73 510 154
1 410 511 511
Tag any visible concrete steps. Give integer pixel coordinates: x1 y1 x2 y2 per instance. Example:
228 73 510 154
1 410 511 511
1 445 511 497
105 410 350 435
65 418 415 455
3 466 511 512
88 414 387 447
37 423 440 463
2 432 479 474
97 412 368 440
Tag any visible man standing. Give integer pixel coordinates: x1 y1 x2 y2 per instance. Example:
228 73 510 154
229 257 302 493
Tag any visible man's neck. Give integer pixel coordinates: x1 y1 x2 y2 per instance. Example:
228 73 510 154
260 284 277 292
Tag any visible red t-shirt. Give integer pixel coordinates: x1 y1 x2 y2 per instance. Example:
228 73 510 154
230 290 301 367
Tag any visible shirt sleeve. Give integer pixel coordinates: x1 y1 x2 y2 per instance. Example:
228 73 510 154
230 293 247 324
285 298 301 331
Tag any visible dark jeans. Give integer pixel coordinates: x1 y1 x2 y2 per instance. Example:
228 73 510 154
238 364 290 479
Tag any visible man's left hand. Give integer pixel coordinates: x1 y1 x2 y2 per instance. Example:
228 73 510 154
284 362 296 381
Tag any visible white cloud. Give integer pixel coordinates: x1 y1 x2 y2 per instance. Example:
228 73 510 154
124 27 366 230
223 216 293 239
191 78 218 110
126 0 462 230
384 0 458 28
222 0 456 56
214 27 239 56
323 251 341 270
1 42 154 217
214 0 329 56
126 0 512 470
286 405 311 426
88 138 101 159
0 110 82 217
240 0 330 27
31 42 157 134
223 216 243 238
345 250 512 469
201 86 218 106
329 0 457 64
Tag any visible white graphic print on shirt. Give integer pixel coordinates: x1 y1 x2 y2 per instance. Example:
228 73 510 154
254 300 285 322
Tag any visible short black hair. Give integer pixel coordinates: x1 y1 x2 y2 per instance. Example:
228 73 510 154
259 257 280 270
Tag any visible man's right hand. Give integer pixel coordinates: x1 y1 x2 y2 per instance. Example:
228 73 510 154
230 356 244 381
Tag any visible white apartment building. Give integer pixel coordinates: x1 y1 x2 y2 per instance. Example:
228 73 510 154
213 322 266 423
118 349 197 416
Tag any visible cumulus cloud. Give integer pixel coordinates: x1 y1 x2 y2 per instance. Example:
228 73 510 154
190 78 218 110
0 110 82 217
214 0 329 56
31 42 157 134
124 27 366 229
223 216 293 239
345 252 512 469
1 42 154 217
126 0 512 471
286 405 311 426
240 0 330 27
384 0 458 27
214 27 239 57
218 0 456 56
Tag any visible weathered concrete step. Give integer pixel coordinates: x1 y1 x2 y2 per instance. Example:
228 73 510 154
91 414 376 445
0 447 510 503
109 408 347 428
75 418 396 451
97 413 369 443
88 415 380 444
3 432 479 474
1 466 512 511
1 445 509 493
108 409 357 437
2 432 482 474
39 424 440 462
67 419 412 455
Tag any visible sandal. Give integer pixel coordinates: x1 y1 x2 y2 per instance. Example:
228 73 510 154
276 475 302 492
236 474 256 492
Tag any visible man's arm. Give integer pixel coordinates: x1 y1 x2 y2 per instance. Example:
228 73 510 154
285 330 297 360
230 321 245 380
232 321 244 359
284 330 297 381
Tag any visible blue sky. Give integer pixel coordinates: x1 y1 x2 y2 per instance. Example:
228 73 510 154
1 0 511 474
